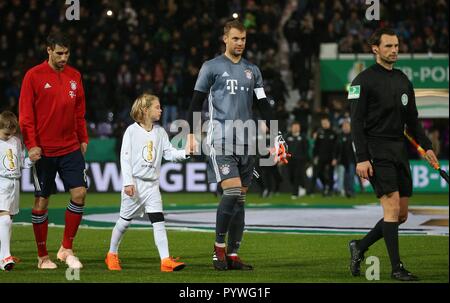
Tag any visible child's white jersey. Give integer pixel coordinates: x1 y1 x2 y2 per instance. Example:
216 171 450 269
121 123 186 186
0 136 31 179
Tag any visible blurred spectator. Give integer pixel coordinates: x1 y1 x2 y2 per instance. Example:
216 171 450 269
1 0 447 146
274 102 290 134
285 121 310 199
328 99 345 133
97 120 113 138
287 0 450 54
428 128 441 157
309 116 338 196
0 0 285 137
161 75 179 129
291 100 311 135
335 120 356 198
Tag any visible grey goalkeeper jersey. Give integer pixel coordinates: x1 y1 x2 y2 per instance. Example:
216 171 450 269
194 54 266 153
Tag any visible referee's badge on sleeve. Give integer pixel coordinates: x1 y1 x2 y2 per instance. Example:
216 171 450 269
348 85 360 100
401 93 408 106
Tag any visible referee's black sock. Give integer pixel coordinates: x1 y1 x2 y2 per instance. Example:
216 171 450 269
383 221 401 270
358 218 384 252
215 187 241 244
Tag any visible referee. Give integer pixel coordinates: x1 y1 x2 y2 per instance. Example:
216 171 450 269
348 28 439 281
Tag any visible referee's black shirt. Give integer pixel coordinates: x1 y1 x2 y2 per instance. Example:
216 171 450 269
349 63 432 163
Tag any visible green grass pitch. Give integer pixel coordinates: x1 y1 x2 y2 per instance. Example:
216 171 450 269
0 192 448 283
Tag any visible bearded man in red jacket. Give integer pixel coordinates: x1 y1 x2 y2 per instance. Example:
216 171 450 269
19 32 88 270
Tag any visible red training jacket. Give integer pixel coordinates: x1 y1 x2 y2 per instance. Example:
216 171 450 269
19 61 89 157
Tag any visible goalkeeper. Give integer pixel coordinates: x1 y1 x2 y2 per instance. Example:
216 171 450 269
186 19 288 271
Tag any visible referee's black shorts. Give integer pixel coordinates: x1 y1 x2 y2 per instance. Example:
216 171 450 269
367 139 412 198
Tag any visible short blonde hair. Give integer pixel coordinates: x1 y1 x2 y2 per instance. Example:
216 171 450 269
130 93 159 123
0 111 18 131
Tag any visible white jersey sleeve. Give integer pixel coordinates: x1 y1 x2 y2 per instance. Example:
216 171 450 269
18 139 33 169
161 129 186 162
120 127 134 186
23 157 34 169
120 123 186 183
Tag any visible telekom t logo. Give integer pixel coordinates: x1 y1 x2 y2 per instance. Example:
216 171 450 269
226 79 238 95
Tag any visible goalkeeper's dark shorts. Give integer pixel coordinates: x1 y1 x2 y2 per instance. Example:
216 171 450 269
32 149 88 198
206 147 255 187
367 139 412 198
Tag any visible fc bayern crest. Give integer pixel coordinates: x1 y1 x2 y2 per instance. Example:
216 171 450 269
220 164 230 175
70 80 77 90
244 69 252 80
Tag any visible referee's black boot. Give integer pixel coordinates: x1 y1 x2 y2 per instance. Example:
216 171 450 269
391 262 419 281
349 240 364 276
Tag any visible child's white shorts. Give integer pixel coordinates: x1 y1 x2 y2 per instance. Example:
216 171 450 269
119 178 163 220
0 177 20 215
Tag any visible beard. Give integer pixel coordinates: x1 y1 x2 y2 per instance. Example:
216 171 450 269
231 48 244 57
52 59 66 70
381 55 397 65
